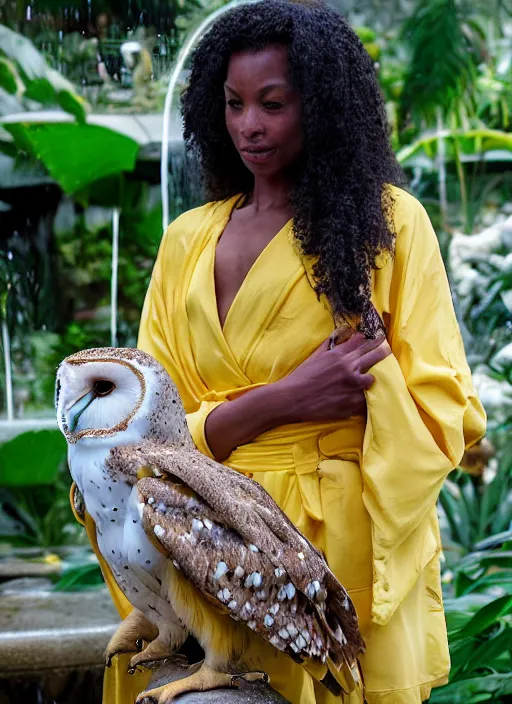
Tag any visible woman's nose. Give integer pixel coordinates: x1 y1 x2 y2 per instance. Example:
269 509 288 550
240 106 265 138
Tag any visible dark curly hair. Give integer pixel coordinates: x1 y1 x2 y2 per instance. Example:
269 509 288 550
182 0 406 336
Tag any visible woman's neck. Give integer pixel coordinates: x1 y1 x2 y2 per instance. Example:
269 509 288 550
246 175 293 213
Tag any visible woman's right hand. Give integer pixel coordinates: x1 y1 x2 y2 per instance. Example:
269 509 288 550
205 328 391 461
275 329 392 424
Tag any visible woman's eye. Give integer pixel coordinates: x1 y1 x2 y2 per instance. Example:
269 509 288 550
264 102 283 110
226 99 242 110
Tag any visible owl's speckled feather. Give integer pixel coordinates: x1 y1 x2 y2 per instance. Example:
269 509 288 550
57 347 364 700
107 443 363 668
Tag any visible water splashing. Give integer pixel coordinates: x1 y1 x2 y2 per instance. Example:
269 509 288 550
1 318 13 421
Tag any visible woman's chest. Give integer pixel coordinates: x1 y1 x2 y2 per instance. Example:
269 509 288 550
213 213 293 327
185 236 334 385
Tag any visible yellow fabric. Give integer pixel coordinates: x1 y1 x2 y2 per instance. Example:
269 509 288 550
77 186 485 704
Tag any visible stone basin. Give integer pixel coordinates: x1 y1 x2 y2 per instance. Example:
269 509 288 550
0 585 288 702
0 587 119 675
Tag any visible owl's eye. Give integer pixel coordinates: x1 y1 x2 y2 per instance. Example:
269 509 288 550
94 379 116 397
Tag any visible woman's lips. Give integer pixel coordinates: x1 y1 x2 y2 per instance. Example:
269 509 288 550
240 147 277 163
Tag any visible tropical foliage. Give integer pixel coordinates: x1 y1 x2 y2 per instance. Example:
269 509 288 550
0 24 87 162
0 0 511 699
377 0 512 234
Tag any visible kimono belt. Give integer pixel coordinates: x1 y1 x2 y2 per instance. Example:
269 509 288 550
223 421 366 523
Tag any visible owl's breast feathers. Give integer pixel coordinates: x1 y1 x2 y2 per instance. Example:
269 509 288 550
106 442 364 674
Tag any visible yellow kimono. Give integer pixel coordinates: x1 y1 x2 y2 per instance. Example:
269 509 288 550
86 186 485 704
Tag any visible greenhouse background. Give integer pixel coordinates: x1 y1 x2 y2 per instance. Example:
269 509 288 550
0 0 511 701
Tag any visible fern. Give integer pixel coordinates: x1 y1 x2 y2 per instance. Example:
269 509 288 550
400 0 482 124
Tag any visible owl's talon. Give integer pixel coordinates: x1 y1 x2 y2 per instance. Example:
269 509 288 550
328 325 354 349
106 651 130 667
105 608 159 668
128 664 147 675
136 664 241 702
231 670 270 686
136 694 157 704
129 634 173 672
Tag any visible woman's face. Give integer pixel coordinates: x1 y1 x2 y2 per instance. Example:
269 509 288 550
224 44 303 181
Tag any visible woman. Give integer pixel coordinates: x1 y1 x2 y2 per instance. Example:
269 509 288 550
92 1 486 702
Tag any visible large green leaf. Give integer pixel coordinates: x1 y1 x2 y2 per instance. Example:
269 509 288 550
474 530 512 551
397 128 512 169
440 481 472 549
464 626 512 673
451 594 512 640
430 673 512 702
460 570 512 596
2 122 139 193
0 430 67 487
459 551 512 572
444 593 494 634
0 25 48 81
0 26 87 122
0 57 22 96
53 562 104 592
449 638 478 676
23 77 57 104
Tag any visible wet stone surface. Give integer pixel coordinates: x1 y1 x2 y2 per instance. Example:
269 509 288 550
146 658 290 704
0 586 119 674
0 586 289 702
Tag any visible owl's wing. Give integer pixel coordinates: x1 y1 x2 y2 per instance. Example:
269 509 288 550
107 443 364 673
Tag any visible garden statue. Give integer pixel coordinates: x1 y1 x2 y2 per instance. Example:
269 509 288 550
121 28 158 110
56 347 364 704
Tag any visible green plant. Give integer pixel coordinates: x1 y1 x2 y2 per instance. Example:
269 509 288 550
0 430 83 548
0 25 87 125
400 0 483 125
0 429 66 486
440 452 512 561
3 122 140 194
430 532 512 703
0 478 83 548
397 127 512 233
52 561 104 591
379 0 512 233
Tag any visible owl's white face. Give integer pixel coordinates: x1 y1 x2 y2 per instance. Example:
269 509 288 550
57 348 191 450
56 357 146 443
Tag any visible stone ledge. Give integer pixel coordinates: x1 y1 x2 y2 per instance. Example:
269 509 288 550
0 587 289 702
147 658 289 704
0 588 119 675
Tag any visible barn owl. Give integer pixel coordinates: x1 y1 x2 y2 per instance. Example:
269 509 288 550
56 348 364 703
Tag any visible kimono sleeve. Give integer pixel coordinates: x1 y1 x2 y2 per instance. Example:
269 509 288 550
362 191 486 625
137 219 223 458
137 224 184 396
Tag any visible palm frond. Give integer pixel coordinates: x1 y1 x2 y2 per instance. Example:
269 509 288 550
400 0 482 123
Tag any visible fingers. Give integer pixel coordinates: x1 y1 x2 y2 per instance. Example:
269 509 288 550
336 331 366 352
358 340 392 374
358 373 375 391
334 331 385 356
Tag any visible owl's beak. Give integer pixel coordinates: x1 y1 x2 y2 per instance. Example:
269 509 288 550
67 389 96 432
